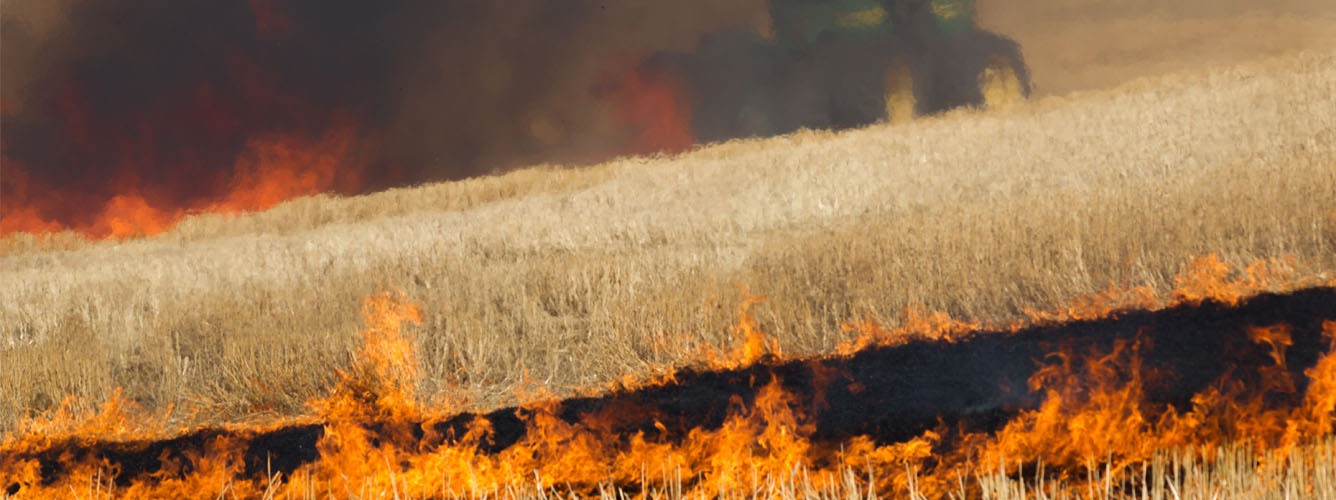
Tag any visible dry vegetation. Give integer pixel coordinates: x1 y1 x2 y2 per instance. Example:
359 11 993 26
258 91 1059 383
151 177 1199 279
980 0 1336 96
2 48 1334 432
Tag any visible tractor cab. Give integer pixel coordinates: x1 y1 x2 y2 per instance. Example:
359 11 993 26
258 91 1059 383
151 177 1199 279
621 0 1025 145
768 0 978 49
768 0 892 48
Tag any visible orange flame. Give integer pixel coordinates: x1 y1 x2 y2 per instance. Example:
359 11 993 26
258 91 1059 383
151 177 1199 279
1 123 361 240
707 292 780 369
2 257 1333 499
837 308 981 355
604 61 696 156
1171 254 1296 306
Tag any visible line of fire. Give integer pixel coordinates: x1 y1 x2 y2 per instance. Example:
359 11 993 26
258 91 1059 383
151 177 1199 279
2 257 1334 497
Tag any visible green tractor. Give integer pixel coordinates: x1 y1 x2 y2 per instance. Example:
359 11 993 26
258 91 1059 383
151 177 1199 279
635 0 1030 143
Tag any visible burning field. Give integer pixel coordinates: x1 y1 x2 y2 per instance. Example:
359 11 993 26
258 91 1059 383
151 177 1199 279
0 0 779 239
4 0 1336 499
2 258 1336 498
4 0 1335 241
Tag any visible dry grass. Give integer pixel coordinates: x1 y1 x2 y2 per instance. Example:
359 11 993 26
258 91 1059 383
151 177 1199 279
979 0 1336 97
1 49 1333 430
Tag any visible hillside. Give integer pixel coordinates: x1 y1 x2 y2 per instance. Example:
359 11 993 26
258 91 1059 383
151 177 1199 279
2 50 1334 429
980 0 1336 96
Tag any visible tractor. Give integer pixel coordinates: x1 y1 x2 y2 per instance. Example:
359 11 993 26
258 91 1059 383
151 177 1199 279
632 0 1031 144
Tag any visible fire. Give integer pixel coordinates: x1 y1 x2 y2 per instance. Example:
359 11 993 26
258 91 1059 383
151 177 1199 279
315 290 424 422
600 60 697 156
1 123 362 240
1171 254 1296 306
2 257 1334 499
0 0 369 242
837 308 981 355
1287 320 1336 446
3 51 697 242
706 292 780 369
209 124 361 216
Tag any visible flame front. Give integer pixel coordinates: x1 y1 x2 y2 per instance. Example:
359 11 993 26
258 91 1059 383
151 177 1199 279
3 256 1334 499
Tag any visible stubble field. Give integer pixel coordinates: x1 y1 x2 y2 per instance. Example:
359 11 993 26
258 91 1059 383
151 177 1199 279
3 49 1334 429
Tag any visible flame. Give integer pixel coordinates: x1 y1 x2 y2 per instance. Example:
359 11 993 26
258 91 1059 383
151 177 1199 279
313 290 424 423
1171 254 1295 306
972 319 1336 487
209 124 361 215
0 0 368 241
1281 320 1336 452
837 308 981 355
837 254 1300 355
1 122 361 240
706 292 780 369
602 60 696 156
2 257 1334 499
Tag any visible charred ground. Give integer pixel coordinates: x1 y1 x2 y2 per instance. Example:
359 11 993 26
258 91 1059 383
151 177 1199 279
7 286 1332 493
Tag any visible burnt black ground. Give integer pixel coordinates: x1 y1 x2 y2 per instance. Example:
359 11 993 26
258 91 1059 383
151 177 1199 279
4 287 1333 491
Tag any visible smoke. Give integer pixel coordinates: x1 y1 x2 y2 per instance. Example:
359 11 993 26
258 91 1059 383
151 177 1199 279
0 0 768 234
5 0 1334 236
380 1 769 175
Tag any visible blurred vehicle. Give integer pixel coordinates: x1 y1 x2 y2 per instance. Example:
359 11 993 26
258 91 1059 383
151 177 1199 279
628 0 1031 143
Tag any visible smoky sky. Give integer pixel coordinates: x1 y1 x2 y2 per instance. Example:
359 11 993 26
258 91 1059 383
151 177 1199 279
1 0 768 215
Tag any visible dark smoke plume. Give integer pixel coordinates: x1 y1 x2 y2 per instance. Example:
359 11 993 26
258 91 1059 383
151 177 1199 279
1 0 769 233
